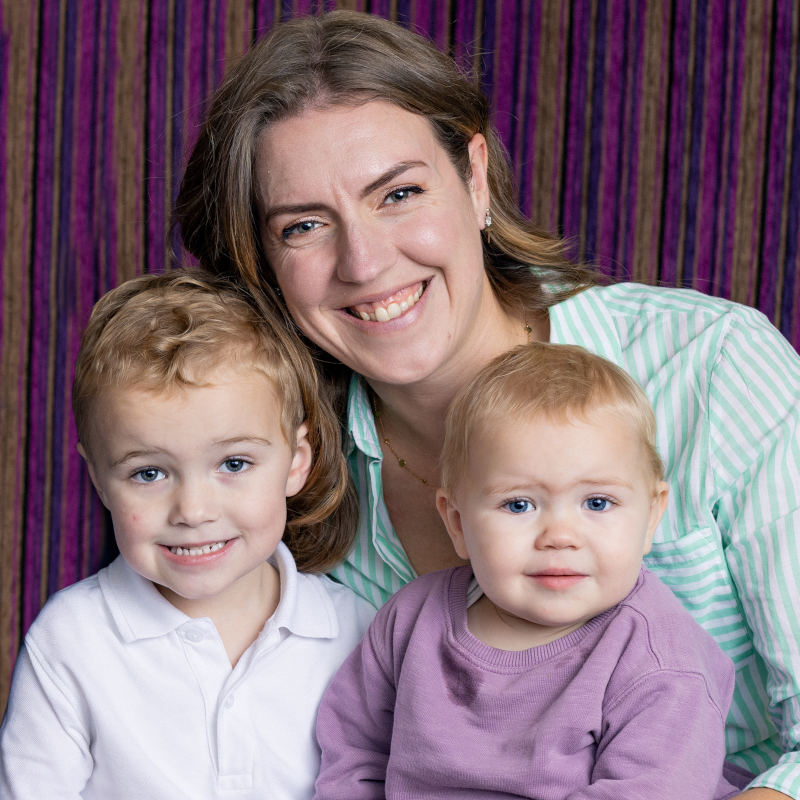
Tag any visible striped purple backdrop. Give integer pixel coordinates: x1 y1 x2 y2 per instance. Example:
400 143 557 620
2 0 799 710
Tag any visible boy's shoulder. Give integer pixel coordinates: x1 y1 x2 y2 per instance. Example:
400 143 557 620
299 571 377 635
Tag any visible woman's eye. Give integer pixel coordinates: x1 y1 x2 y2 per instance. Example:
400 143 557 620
503 498 534 514
220 458 250 474
584 496 612 512
281 219 323 240
132 467 165 483
383 186 422 205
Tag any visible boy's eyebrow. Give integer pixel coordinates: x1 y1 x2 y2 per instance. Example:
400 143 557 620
110 437 274 467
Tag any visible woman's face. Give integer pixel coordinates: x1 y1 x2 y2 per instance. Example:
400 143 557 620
255 101 505 388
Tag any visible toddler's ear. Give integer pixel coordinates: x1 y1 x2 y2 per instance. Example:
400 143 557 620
643 480 669 555
285 422 313 498
436 488 469 560
77 442 108 506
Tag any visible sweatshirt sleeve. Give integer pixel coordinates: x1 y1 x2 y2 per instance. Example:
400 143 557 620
314 612 397 800
565 669 741 800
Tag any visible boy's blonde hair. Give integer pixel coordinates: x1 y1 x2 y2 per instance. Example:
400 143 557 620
73 268 356 573
440 342 664 493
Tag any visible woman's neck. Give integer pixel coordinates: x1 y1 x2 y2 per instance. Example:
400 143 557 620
367 306 548 454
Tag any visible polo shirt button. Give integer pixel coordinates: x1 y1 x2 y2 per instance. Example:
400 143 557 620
184 629 204 643
224 695 235 709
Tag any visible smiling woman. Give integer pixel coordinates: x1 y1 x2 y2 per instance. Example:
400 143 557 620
174 10 800 799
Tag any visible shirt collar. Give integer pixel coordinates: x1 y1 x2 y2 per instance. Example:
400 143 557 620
264 541 340 640
548 286 625 365
100 542 340 644
346 372 383 461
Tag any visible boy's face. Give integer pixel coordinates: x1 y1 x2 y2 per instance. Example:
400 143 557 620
437 406 668 643
79 364 312 617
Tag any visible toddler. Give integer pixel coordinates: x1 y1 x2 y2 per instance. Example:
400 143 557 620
314 342 751 799
0 269 374 799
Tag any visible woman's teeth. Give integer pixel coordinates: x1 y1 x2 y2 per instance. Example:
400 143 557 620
169 542 226 556
352 283 424 322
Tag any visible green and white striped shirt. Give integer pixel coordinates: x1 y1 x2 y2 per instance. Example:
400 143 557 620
329 282 800 796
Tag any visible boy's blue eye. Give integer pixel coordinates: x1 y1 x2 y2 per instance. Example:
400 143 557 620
220 458 248 474
503 499 534 514
584 497 611 512
132 467 165 483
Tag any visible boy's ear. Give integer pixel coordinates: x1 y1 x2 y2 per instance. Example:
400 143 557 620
643 480 669 555
285 422 313 498
77 441 108 506
436 488 470 560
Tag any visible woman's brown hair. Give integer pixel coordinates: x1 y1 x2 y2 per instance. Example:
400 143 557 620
175 11 597 303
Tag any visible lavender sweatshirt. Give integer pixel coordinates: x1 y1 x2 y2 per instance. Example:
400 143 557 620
315 566 750 799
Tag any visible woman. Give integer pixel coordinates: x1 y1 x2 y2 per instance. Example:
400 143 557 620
175 11 800 799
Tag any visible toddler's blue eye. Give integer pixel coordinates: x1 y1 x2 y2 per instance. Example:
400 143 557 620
584 497 611 512
132 467 165 483
504 499 534 514
220 458 248 473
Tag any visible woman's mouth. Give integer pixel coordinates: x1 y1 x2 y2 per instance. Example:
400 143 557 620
348 282 425 322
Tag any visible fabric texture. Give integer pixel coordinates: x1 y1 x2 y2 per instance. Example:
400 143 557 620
5 0 800 714
331 281 800 796
0 542 374 800
316 565 748 799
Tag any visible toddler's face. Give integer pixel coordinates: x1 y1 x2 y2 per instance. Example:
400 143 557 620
438 407 668 646
80 364 311 617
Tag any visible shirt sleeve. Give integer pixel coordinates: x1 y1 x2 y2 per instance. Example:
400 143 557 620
314 617 396 800
565 670 742 799
708 306 800 796
0 640 92 799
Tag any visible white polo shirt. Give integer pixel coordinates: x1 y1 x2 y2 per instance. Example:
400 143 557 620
0 542 374 799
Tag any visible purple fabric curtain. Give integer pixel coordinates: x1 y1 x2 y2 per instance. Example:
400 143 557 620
2 0 799 709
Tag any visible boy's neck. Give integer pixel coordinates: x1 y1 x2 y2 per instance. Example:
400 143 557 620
156 560 281 667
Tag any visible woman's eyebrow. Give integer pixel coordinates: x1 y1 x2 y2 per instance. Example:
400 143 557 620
360 161 426 198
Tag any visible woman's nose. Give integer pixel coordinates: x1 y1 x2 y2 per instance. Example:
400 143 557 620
335 217 395 283
169 479 218 527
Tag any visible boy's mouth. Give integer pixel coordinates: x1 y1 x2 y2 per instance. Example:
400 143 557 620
168 541 227 557
348 282 425 322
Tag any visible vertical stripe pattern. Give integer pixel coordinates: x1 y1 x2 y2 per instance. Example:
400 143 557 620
2 0 799 735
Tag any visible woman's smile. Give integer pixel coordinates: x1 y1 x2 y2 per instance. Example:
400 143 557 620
255 101 514 385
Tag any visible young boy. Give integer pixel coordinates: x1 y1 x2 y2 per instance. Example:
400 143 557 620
0 269 375 799
314 342 752 799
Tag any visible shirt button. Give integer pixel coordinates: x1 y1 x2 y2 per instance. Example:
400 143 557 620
183 629 204 643
224 695 235 709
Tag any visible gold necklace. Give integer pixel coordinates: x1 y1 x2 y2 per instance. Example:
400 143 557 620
372 318 533 487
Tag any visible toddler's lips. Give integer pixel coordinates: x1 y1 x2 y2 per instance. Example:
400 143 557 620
348 282 425 322
529 572 586 590
168 541 227 557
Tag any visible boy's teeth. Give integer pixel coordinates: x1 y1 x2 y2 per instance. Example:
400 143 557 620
170 541 226 556
352 283 424 322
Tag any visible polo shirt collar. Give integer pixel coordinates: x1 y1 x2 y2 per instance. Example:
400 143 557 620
100 542 339 644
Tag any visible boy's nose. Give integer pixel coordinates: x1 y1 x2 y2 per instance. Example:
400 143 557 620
169 480 218 527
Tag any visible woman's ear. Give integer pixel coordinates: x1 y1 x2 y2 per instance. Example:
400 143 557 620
466 132 490 226
285 422 313 498
436 488 470 560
